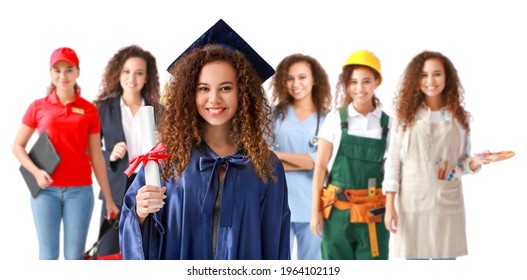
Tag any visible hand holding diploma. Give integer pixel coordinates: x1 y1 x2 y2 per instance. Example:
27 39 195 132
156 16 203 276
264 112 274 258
136 185 166 222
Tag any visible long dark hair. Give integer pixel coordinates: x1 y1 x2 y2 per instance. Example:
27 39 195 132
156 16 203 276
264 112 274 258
394 50 470 131
269 53 331 121
93 45 162 117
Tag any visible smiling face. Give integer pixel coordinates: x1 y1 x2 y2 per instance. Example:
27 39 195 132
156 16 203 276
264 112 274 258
285 61 314 104
347 66 378 111
50 60 80 92
120 56 147 96
195 60 239 131
420 58 446 103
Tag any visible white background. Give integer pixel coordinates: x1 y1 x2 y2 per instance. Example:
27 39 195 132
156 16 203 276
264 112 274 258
1 0 525 279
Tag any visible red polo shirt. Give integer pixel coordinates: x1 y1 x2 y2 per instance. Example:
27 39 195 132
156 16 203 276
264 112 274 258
22 91 101 187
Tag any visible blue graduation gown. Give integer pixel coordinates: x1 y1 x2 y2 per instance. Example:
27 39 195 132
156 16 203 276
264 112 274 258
119 144 291 260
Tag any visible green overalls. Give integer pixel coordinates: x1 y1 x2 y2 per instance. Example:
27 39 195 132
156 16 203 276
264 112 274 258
321 106 390 260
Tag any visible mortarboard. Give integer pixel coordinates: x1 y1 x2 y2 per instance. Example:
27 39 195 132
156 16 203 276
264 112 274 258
167 19 275 82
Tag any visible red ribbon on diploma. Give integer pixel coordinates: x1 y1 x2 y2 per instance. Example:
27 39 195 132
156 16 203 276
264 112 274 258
124 142 169 177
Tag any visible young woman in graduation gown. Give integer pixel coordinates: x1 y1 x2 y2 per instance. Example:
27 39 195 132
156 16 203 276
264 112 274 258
119 19 291 260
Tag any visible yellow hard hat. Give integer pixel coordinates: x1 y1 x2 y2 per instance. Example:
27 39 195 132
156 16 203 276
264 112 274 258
344 50 382 86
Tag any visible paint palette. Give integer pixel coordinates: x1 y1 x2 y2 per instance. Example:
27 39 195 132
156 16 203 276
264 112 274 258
473 151 515 163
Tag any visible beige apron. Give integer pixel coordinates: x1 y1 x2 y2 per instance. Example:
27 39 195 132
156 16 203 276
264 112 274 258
395 111 467 258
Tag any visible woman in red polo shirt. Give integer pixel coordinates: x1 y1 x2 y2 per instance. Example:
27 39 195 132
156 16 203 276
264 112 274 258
12 47 119 260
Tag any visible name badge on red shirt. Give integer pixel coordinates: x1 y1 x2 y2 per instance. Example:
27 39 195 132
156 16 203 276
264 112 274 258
72 107 85 115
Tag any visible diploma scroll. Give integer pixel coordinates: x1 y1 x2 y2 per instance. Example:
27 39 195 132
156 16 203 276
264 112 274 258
139 106 161 188
138 106 165 208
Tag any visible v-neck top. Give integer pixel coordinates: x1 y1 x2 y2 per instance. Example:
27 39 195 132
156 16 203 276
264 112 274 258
272 105 324 222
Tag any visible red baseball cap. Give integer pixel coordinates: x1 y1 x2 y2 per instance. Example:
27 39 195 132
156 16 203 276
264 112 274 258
50 47 79 67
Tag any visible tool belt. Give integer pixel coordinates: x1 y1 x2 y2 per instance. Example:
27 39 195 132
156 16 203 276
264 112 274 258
321 183 386 257
321 184 386 223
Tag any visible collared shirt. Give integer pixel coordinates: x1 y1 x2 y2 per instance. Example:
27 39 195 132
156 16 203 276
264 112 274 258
318 104 391 173
120 97 145 165
382 106 479 193
22 91 100 186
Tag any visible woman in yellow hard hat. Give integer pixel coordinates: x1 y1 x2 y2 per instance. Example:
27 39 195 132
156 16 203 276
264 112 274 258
310 50 391 260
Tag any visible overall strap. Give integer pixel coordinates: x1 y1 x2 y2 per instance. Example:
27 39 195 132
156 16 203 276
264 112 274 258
379 112 390 177
380 111 389 139
339 106 348 134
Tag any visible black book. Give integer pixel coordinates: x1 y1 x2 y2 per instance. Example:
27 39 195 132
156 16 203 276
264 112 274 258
19 131 61 197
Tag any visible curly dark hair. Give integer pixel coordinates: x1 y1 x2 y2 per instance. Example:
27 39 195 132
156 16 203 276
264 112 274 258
394 50 470 131
93 45 162 116
160 45 274 181
336 65 382 108
269 53 332 120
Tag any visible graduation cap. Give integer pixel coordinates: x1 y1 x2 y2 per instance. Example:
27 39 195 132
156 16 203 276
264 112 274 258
167 19 275 82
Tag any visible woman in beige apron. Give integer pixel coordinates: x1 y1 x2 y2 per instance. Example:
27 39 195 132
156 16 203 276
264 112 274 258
383 51 484 259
